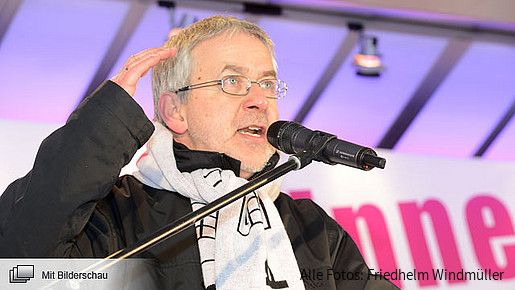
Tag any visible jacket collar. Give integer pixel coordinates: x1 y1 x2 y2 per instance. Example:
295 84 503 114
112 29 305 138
173 142 280 179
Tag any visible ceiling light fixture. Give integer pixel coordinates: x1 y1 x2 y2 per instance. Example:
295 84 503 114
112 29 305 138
353 34 384 77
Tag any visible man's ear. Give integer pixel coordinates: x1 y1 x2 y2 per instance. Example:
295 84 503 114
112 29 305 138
157 92 188 134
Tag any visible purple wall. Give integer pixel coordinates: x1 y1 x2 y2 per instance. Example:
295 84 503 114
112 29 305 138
1 0 514 161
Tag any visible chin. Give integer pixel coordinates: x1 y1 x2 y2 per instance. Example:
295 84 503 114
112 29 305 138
238 152 273 175
226 143 275 175
240 160 267 175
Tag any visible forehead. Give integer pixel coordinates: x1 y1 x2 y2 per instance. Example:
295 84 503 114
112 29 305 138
190 31 275 78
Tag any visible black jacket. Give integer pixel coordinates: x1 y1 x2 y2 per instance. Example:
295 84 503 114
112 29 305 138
0 81 398 289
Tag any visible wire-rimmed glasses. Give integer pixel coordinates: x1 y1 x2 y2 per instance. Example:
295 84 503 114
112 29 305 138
174 75 288 99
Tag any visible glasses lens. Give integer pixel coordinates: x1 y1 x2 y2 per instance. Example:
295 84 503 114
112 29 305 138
275 79 287 99
222 75 248 95
259 79 278 97
221 75 287 99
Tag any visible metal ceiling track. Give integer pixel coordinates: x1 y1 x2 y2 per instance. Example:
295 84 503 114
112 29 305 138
474 97 515 157
293 28 360 124
377 38 471 149
0 0 23 50
80 1 150 102
163 0 515 38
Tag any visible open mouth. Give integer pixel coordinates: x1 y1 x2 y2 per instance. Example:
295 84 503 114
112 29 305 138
237 125 265 137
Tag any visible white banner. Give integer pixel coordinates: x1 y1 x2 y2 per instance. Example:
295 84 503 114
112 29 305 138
281 150 515 289
1 121 514 289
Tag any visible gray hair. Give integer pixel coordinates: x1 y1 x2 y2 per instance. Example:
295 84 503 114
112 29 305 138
152 15 277 124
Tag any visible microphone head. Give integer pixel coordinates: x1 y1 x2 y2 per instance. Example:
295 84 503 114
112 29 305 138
267 120 303 154
268 120 387 171
267 120 288 152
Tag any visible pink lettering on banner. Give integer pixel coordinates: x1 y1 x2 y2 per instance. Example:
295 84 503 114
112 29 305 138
399 199 464 286
467 195 515 278
288 189 313 200
333 205 401 288
287 189 515 288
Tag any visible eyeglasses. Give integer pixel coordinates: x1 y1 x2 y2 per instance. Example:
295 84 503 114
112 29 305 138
174 75 288 99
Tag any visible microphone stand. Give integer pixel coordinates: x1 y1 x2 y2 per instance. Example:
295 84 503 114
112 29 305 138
42 134 385 289
43 152 315 289
92 151 316 272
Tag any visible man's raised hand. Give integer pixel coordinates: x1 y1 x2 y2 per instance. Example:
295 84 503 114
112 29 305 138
111 47 176 97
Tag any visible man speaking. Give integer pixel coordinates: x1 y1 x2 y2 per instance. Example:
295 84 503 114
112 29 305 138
0 16 397 290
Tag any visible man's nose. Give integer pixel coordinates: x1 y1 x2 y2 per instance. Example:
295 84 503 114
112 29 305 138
242 83 270 112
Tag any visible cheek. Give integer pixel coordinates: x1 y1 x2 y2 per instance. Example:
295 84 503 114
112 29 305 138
188 104 236 136
268 103 279 121
187 98 219 122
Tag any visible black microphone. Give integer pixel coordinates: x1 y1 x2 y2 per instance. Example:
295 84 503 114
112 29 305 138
267 121 386 171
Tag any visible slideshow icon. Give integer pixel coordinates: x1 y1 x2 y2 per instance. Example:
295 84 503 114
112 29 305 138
9 265 34 283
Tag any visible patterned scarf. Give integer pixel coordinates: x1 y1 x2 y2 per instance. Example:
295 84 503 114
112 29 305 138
132 123 304 289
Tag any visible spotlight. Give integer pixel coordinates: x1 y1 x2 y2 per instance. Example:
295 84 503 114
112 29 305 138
353 35 383 77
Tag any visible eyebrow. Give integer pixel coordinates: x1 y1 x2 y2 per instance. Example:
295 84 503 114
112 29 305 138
221 64 277 78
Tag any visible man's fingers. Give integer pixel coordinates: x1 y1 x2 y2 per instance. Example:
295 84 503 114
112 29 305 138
111 47 176 96
137 49 176 77
125 50 175 77
124 47 174 69
128 47 161 61
125 47 165 68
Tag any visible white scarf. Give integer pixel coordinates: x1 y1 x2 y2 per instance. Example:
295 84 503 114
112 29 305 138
132 123 304 289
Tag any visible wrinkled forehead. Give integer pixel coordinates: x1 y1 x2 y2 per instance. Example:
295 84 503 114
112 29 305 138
189 31 277 76
191 32 276 77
